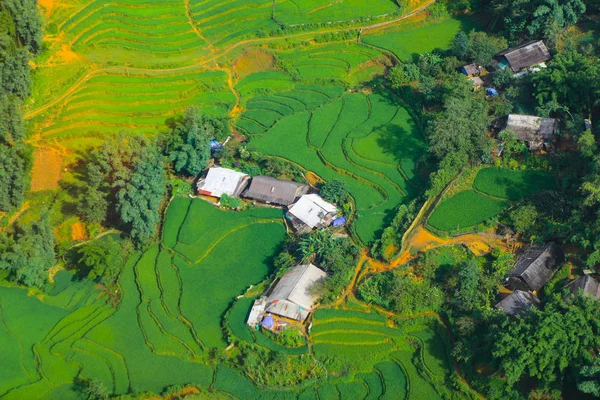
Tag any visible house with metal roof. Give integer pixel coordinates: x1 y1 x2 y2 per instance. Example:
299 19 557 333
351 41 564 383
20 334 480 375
506 243 564 292
504 114 558 151
461 63 480 76
287 194 338 233
565 275 600 299
243 176 309 206
196 167 249 198
495 290 540 317
491 40 551 73
246 264 327 327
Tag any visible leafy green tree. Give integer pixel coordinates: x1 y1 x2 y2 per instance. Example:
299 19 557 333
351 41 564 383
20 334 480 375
82 378 109 400
452 31 469 59
167 107 211 177
428 88 492 168
388 63 421 88
467 31 507 66
491 0 586 40
2 0 43 53
456 259 480 311
76 237 126 283
532 50 599 115
492 294 600 386
0 215 55 287
578 358 600 397
578 129 597 158
320 179 348 204
510 205 538 234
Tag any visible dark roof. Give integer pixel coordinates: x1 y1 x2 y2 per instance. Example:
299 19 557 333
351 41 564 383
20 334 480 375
495 290 540 316
509 243 564 291
566 275 600 298
243 176 309 206
498 40 551 72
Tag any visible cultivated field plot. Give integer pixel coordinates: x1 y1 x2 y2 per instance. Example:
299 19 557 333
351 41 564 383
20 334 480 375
427 167 554 232
242 85 427 244
0 199 285 398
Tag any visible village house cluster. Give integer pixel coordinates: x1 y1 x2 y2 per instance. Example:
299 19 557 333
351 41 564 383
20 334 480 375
496 243 600 317
462 40 563 153
195 166 344 331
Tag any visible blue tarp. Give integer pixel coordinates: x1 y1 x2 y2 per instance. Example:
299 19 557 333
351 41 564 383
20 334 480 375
332 216 346 226
262 313 275 329
486 88 499 96
210 140 223 150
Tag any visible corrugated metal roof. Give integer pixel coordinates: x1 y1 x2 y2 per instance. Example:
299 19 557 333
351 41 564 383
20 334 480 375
266 264 327 321
495 290 540 316
197 167 249 198
510 243 564 291
506 114 557 146
499 40 551 72
243 176 309 206
288 194 337 229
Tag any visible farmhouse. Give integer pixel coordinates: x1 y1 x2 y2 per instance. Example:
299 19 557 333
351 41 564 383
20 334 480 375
504 114 558 151
565 275 600 299
287 194 338 233
491 40 551 73
506 243 564 292
247 264 328 328
243 176 309 206
196 167 249 198
495 290 540 317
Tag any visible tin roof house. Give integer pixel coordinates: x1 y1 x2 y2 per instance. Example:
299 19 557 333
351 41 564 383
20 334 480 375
504 114 558 151
490 40 551 73
287 194 338 233
196 167 249 198
243 176 309 206
247 264 327 328
506 243 564 292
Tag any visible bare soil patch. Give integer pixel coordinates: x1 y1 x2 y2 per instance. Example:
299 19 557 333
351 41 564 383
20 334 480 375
31 148 63 191
233 49 275 78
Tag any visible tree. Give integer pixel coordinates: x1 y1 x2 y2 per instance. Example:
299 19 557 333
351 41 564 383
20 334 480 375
428 89 492 168
82 378 109 400
491 294 600 386
167 107 211 177
320 180 348 204
456 259 480 311
532 50 599 115
578 358 600 397
578 129 597 158
0 215 55 287
76 237 126 283
467 31 507 66
510 205 538 234
2 0 43 53
491 0 586 40
452 31 469 59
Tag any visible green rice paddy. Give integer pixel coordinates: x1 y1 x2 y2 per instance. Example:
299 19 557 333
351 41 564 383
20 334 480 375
427 167 554 232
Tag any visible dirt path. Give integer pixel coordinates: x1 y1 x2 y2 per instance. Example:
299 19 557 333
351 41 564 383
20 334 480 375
0 201 30 231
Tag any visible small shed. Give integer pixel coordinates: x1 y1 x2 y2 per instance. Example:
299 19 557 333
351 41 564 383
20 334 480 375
495 290 540 317
266 264 327 322
468 76 484 88
287 194 338 232
565 275 600 299
196 167 249 198
247 296 268 328
504 114 558 151
461 64 479 76
243 176 309 206
506 243 564 292
495 40 551 73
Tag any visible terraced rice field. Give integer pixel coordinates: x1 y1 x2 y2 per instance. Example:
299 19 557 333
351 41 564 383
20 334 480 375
0 199 284 397
244 85 427 243
427 167 555 232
